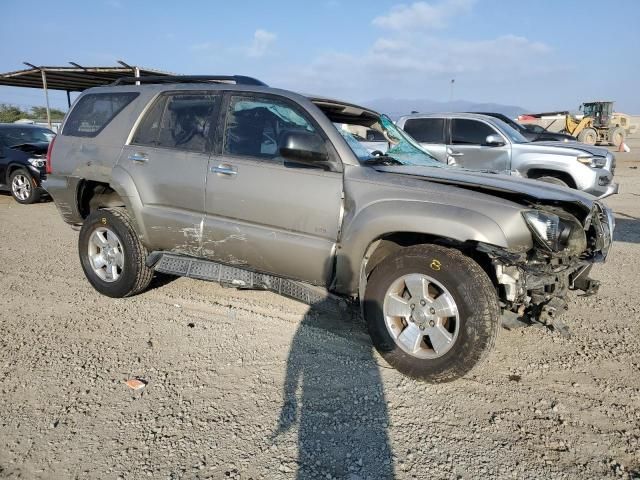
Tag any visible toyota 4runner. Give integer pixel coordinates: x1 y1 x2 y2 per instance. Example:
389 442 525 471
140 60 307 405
44 75 615 382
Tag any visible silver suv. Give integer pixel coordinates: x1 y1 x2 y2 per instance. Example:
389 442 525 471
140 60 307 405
396 112 618 197
44 75 614 382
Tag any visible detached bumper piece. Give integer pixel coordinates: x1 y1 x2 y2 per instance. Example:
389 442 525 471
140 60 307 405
149 252 343 314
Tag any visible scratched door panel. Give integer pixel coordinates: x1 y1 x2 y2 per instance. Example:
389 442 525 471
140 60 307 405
203 156 343 285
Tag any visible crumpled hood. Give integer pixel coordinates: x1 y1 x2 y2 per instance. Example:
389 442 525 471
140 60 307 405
374 165 596 214
521 140 610 157
8 142 49 155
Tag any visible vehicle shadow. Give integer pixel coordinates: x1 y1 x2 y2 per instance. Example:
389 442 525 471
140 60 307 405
273 258 395 479
613 212 640 244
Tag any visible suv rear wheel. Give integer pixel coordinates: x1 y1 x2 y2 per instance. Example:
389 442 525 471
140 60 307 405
78 208 153 298
364 244 500 382
10 168 41 204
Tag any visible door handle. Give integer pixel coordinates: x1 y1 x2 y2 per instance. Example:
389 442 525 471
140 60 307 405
447 149 464 157
128 153 149 163
210 164 237 176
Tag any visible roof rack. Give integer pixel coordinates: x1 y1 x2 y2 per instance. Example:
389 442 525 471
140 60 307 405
110 75 268 87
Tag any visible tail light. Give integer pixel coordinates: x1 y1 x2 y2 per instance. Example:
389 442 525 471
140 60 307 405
46 135 56 174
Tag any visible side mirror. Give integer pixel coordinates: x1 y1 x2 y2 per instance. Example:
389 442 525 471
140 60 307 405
485 134 505 147
279 131 330 169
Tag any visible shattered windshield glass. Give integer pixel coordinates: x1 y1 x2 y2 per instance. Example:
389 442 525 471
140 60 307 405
336 115 444 167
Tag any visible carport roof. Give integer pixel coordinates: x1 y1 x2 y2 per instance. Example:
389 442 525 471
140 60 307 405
0 62 171 92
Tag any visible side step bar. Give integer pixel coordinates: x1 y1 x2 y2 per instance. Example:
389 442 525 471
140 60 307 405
148 252 345 312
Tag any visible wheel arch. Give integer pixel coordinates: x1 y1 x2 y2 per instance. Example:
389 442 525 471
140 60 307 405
525 168 577 188
353 232 500 305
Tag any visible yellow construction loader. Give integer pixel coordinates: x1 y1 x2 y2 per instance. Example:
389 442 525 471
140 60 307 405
520 101 626 147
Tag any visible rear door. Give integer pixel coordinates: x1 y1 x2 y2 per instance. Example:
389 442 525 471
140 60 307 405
401 117 448 162
119 91 221 255
448 118 511 172
202 92 343 286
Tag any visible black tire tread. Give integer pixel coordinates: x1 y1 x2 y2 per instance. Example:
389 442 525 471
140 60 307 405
106 207 154 296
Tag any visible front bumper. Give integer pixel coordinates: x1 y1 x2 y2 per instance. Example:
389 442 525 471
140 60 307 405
597 182 619 199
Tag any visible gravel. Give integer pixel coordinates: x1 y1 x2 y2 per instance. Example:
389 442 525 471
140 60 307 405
1 140 639 479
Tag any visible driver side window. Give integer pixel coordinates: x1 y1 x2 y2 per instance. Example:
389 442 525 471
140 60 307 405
223 95 317 161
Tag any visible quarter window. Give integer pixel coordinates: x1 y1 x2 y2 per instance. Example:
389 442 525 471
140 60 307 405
132 93 220 152
403 118 446 144
63 92 138 137
451 119 498 145
223 96 317 160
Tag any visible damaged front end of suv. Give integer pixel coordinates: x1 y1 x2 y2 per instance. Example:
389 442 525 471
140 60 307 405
481 200 614 336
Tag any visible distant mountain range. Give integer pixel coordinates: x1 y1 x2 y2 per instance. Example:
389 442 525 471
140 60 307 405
363 98 528 120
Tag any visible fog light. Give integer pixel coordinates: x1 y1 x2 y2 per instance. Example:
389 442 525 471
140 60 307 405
598 176 611 186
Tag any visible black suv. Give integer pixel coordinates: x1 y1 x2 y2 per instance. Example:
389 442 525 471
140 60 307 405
473 112 576 142
0 124 54 203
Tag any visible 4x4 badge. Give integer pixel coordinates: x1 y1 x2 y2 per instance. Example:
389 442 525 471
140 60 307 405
430 259 441 271
101 217 107 225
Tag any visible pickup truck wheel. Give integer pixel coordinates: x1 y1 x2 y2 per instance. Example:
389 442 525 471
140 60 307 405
364 244 500 382
78 208 153 298
10 168 40 204
534 176 568 187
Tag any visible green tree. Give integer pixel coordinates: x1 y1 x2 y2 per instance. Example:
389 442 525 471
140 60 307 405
0 104 67 123
0 104 27 123
30 106 66 120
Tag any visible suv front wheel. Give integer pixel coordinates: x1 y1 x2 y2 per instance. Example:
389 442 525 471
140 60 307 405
79 208 153 298
364 244 500 382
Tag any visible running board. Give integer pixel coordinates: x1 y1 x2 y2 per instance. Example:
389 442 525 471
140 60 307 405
149 252 344 312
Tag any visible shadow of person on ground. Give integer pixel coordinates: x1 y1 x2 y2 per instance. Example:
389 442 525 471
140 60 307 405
273 258 395 479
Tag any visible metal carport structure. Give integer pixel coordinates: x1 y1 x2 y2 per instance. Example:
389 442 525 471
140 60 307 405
0 61 171 128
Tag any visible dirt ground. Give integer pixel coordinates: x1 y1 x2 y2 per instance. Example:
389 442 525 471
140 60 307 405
1 139 639 480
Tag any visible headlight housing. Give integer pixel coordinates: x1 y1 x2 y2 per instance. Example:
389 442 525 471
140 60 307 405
27 157 46 168
522 210 587 254
577 155 606 168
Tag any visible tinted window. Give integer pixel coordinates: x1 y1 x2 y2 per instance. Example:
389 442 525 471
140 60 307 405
0 127 55 146
366 129 386 141
63 92 138 137
403 118 445 143
451 119 497 145
224 95 316 160
132 93 219 152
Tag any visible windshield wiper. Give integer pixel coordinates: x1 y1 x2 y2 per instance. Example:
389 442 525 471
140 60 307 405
361 155 403 166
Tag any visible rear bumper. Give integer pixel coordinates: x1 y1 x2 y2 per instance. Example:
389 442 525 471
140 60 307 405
41 175 84 224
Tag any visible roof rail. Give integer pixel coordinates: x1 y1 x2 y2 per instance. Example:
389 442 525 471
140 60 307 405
110 75 268 87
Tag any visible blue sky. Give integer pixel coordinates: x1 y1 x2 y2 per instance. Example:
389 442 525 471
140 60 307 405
1 0 639 113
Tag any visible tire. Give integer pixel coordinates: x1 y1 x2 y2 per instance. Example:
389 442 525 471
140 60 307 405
78 208 153 298
534 176 569 187
609 126 625 147
577 128 597 145
9 168 41 204
363 244 500 382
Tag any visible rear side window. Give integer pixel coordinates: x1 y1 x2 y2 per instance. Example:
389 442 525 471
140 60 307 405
403 118 446 143
132 93 220 153
451 119 497 145
63 92 138 137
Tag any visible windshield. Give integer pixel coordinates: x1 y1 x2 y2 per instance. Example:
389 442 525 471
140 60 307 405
492 118 529 144
0 127 55 146
336 114 444 167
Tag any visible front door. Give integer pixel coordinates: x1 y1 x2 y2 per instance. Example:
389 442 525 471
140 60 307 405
119 91 221 255
447 118 511 173
203 93 343 286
